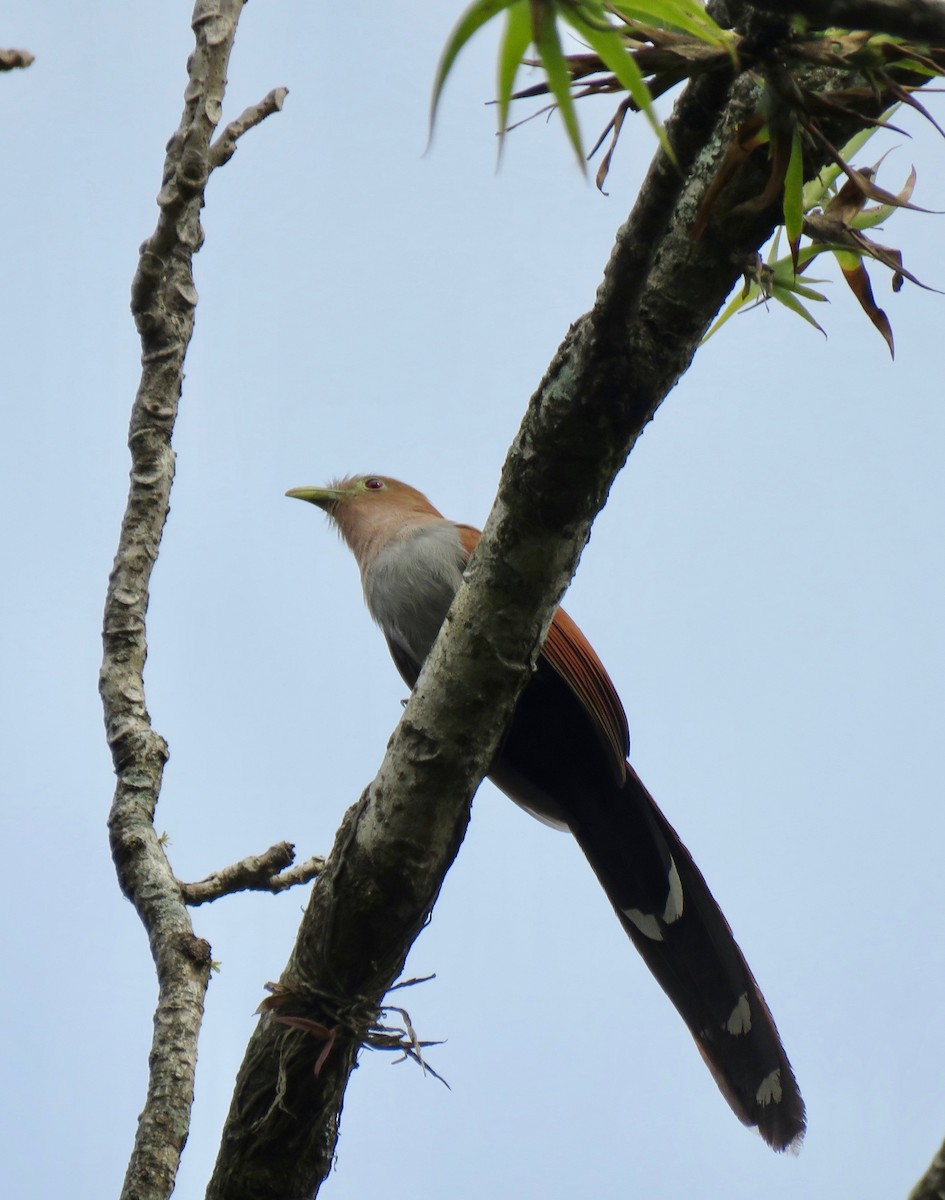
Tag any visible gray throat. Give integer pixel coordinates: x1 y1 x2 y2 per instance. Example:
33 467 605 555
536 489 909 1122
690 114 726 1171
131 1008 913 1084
361 523 466 665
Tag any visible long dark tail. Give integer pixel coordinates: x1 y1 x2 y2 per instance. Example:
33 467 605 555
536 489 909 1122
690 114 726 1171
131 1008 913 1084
569 763 805 1151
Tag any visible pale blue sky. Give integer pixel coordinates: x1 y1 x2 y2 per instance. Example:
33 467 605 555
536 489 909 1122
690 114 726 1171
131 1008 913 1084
2 4 945 1198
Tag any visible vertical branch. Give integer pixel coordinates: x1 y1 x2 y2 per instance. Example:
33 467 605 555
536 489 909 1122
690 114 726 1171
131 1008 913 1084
99 3 284 1198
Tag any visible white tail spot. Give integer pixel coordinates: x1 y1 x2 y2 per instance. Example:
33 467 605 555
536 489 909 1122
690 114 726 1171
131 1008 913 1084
623 907 663 941
756 1068 783 1107
725 993 752 1035
662 856 684 924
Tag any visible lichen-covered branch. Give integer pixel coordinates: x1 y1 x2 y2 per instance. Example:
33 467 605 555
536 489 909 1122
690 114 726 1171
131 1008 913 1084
181 844 325 905
99 3 285 1199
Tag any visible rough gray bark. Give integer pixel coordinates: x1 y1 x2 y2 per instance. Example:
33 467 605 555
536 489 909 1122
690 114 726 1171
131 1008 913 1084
180 844 325 906
99 4 295 1199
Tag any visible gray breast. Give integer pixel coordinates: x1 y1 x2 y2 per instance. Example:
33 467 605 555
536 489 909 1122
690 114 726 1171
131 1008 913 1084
363 523 466 664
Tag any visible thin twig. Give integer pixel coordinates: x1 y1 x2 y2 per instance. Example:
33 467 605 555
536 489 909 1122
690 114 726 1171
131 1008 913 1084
181 844 324 905
210 86 289 168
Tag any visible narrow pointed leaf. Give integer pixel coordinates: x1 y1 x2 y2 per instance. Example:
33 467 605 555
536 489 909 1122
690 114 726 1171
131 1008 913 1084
592 101 629 193
770 254 830 301
849 163 916 230
835 252 894 356
566 7 673 161
533 4 586 170
856 170 933 212
883 56 941 79
774 275 829 303
849 232 939 292
701 281 762 342
496 0 533 156
850 165 916 230
810 219 941 293
430 0 514 145
609 1 732 49
789 282 829 302
851 203 894 230
770 286 828 336
884 81 945 138
783 124 804 269
801 119 889 211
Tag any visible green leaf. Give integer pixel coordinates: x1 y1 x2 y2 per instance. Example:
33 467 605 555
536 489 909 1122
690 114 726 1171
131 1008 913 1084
793 243 829 272
833 252 894 355
533 3 586 171
566 3 674 162
703 250 829 344
496 0 533 157
833 248 863 273
769 258 829 302
800 109 898 211
883 56 940 78
770 285 827 336
783 124 804 264
850 204 894 230
608 1 732 49
769 255 829 302
846 165 918 230
701 282 761 342
430 0 514 145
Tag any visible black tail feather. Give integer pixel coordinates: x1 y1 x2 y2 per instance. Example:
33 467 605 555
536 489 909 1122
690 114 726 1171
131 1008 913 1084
570 763 805 1151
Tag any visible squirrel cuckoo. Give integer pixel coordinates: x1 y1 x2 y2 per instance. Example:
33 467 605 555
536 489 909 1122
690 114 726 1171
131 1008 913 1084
287 474 805 1151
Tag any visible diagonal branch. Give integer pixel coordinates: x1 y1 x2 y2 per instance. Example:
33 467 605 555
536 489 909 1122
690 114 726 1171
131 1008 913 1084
99 4 286 1199
206 16 930 1200
205 59 836 1198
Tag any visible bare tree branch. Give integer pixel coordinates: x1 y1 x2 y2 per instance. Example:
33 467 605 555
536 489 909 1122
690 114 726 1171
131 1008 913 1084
210 87 289 169
265 855 327 893
99 3 286 1198
181 844 325 905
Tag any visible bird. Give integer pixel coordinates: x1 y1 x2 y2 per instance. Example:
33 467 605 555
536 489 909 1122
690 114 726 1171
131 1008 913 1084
286 473 805 1151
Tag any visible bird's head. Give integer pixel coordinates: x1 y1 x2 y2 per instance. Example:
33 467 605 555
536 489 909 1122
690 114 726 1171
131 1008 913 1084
286 475 400 513
286 475 444 565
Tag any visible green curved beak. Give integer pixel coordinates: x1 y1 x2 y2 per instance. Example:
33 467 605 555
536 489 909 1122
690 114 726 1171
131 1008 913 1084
285 485 344 510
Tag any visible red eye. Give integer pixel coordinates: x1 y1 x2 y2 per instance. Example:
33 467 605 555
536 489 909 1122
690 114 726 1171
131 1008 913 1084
365 478 385 490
